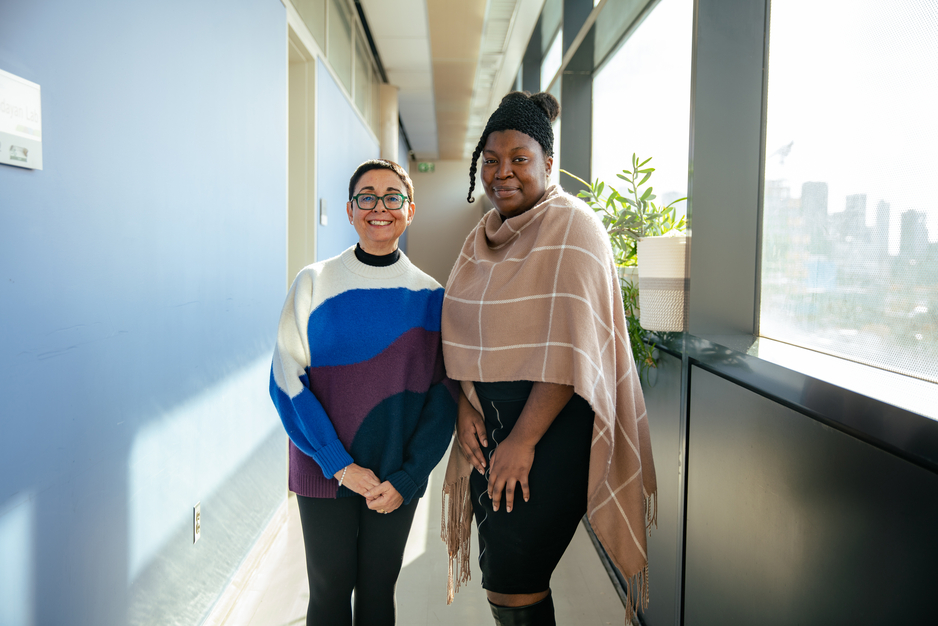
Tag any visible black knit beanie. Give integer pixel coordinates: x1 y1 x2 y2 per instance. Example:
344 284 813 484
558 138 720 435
467 91 561 203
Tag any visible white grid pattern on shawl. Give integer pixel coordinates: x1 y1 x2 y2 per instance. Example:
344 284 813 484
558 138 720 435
443 234 644 476
597 476 647 560
442 190 653 577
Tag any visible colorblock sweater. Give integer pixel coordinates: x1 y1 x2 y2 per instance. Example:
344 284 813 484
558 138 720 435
269 246 457 503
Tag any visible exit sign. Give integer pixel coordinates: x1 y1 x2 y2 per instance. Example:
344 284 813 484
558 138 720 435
417 162 435 173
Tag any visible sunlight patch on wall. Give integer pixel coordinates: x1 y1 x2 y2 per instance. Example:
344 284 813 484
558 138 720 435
0 492 34 626
128 355 280 583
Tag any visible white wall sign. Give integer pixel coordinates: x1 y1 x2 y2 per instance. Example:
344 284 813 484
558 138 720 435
0 69 42 170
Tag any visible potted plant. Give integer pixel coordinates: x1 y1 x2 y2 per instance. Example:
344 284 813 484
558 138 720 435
563 154 688 375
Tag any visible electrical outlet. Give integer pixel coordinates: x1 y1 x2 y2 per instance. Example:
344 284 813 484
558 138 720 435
193 502 201 544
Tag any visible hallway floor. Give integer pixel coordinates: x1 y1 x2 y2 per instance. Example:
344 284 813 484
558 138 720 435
217 450 626 625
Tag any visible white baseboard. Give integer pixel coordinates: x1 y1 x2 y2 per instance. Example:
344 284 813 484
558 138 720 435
201 495 291 626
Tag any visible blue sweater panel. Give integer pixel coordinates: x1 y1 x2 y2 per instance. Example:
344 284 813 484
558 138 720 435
269 247 457 502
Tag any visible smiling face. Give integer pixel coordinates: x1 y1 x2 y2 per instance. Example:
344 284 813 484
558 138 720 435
480 129 553 219
346 169 415 255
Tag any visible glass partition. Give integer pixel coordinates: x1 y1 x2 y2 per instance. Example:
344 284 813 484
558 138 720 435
293 0 326 50
328 0 353 92
354 32 372 125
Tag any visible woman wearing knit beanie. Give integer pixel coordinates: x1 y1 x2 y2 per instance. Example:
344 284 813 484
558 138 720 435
441 92 657 625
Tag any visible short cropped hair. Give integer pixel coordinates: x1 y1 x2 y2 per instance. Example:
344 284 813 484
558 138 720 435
348 159 415 203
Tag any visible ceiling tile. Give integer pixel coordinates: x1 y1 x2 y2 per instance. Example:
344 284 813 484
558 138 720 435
387 71 434 91
376 38 433 72
359 0 429 38
360 0 543 162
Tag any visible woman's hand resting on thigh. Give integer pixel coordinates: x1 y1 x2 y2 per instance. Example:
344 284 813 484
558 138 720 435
456 388 488 474
487 435 536 512
335 463 380 497
485 382 575 513
364 482 403 513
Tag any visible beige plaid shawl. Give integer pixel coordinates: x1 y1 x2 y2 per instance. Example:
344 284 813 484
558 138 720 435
440 185 656 620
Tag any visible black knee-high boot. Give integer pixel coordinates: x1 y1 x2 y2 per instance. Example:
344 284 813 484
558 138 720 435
488 591 556 626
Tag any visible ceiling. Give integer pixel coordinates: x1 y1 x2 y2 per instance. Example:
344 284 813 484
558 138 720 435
359 0 545 161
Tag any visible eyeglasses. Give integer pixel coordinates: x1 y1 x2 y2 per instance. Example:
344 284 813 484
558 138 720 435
352 193 409 211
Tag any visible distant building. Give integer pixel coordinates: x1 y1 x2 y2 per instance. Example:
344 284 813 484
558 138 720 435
801 181 828 217
839 193 868 242
801 181 829 254
875 200 890 258
899 209 928 261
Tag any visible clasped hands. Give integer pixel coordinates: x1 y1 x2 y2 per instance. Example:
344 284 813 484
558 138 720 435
334 464 403 513
456 402 535 514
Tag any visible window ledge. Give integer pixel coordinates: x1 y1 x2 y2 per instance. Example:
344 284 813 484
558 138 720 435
646 331 938 475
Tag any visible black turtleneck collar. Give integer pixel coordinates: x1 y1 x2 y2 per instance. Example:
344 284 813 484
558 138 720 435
355 243 401 267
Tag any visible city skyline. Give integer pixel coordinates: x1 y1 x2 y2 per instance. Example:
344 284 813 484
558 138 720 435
761 175 937 384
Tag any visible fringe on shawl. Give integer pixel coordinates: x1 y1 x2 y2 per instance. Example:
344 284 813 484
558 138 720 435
623 491 657 623
624 563 651 623
440 473 473 604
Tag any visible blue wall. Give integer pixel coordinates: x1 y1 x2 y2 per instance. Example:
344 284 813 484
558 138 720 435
315 59 380 261
0 2 287 625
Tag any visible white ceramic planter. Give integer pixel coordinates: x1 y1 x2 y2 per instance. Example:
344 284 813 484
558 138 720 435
636 234 688 332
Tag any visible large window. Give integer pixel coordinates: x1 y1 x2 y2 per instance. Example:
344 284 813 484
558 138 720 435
354 32 373 124
593 0 655 69
328 0 353 92
293 0 326 49
292 0 378 132
541 26 563 91
590 0 693 213
760 0 938 384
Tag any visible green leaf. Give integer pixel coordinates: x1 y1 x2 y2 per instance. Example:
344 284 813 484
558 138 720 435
638 156 652 167
641 187 654 201
559 169 589 187
638 172 652 186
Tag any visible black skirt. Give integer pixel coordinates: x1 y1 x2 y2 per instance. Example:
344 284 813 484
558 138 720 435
469 380 594 594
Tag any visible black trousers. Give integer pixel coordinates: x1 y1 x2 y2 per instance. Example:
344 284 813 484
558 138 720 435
296 494 418 626
469 381 594 594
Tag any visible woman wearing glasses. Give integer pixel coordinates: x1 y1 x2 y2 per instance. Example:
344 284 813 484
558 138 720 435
270 159 457 626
